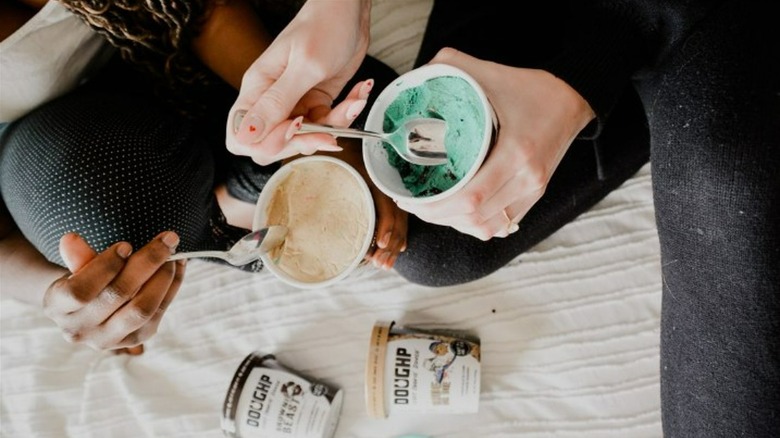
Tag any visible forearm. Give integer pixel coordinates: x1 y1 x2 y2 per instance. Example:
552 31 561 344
192 0 371 91
0 213 66 306
193 0 273 89
302 0 372 35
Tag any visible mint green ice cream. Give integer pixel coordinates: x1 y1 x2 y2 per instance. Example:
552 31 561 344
383 76 486 197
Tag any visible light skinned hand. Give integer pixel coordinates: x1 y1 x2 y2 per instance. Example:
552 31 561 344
397 48 596 240
43 231 186 354
226 0 371 165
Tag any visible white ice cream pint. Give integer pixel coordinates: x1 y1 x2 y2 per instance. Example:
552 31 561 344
365 321 481 418
222 352 344 438
253 156 376 289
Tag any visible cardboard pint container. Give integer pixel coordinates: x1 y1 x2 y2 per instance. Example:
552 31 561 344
253 156 376 289
365 321 481 418
222 352 343 438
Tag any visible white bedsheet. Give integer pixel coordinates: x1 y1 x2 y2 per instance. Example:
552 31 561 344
1 1 663 437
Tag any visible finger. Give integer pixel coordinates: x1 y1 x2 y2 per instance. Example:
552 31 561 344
321 98 366 128
227 60 279 145
282 118 343 157
112 345 144 355
59 232 99 273
228 110 293 160
411 206 507 241
283 82 370 154
397 139 518 220
500 179 546 232
373 209 408 270
309 80 373 124
244 116 342 165
372 251 391 270
429 47 471 68
93 256 177 350
371 191 403 259
480 172 544 237
317 80 373 127
262 80 372 159
376 235 406 270
111 259 187 349
52 241 132 313
236 67 328 144
77 231 179 326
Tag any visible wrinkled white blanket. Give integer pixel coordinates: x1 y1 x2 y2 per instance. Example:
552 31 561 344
0 1 663 437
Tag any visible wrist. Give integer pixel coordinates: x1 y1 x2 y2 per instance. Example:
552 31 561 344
545 70 596 136
305 0 371 26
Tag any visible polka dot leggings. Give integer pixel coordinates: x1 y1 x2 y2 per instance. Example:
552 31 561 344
0 88 261 271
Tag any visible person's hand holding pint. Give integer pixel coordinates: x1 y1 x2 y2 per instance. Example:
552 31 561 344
396 48 596 241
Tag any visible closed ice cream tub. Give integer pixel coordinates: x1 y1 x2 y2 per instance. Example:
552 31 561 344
221 352 344 438
365 320 481 418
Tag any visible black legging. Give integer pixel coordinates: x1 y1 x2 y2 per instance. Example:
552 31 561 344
396 1 780 436
0 54 398 272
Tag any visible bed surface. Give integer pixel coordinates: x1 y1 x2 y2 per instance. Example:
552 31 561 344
1 1 663 437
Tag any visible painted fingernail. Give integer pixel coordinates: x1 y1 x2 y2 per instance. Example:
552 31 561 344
235 111 264 141
508 223 520 234
161 232 179 251
359 79 374 100
319 144 343 152
116 242 132 259
232 110 246 134
285 116 304 141
248 115 264 135
378 231 391 249
346 99 367 120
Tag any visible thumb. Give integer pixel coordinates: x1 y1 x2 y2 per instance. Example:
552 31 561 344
58 232 97 273
428 47 468 67
234 68 327 144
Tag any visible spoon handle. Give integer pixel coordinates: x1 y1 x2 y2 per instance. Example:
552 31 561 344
167 250 228 262
298 123 385 140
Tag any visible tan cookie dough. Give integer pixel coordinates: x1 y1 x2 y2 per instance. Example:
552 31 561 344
265 160 371 283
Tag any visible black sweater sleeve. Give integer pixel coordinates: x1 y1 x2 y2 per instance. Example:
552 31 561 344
544 0 721 139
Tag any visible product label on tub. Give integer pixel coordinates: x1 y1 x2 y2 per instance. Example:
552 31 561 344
233 368 342 438
385 330 481 414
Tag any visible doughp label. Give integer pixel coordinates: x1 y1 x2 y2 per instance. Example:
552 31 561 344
366 321 481 417
223 354 343 438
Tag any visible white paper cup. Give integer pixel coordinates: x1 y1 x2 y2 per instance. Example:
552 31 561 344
221 352 344 438
363 63 497 204
253 156 375 289
365 320 482 418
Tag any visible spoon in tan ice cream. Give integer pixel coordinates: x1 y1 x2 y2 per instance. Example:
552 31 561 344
167 226 288 266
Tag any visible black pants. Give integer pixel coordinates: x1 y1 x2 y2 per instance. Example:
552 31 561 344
0 53 397 271
396 1 780 436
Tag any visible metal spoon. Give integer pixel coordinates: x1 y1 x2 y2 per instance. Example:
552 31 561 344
167 225 288 266
297 119 449 166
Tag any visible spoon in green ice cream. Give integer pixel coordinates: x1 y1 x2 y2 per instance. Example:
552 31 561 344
297 118 449 166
